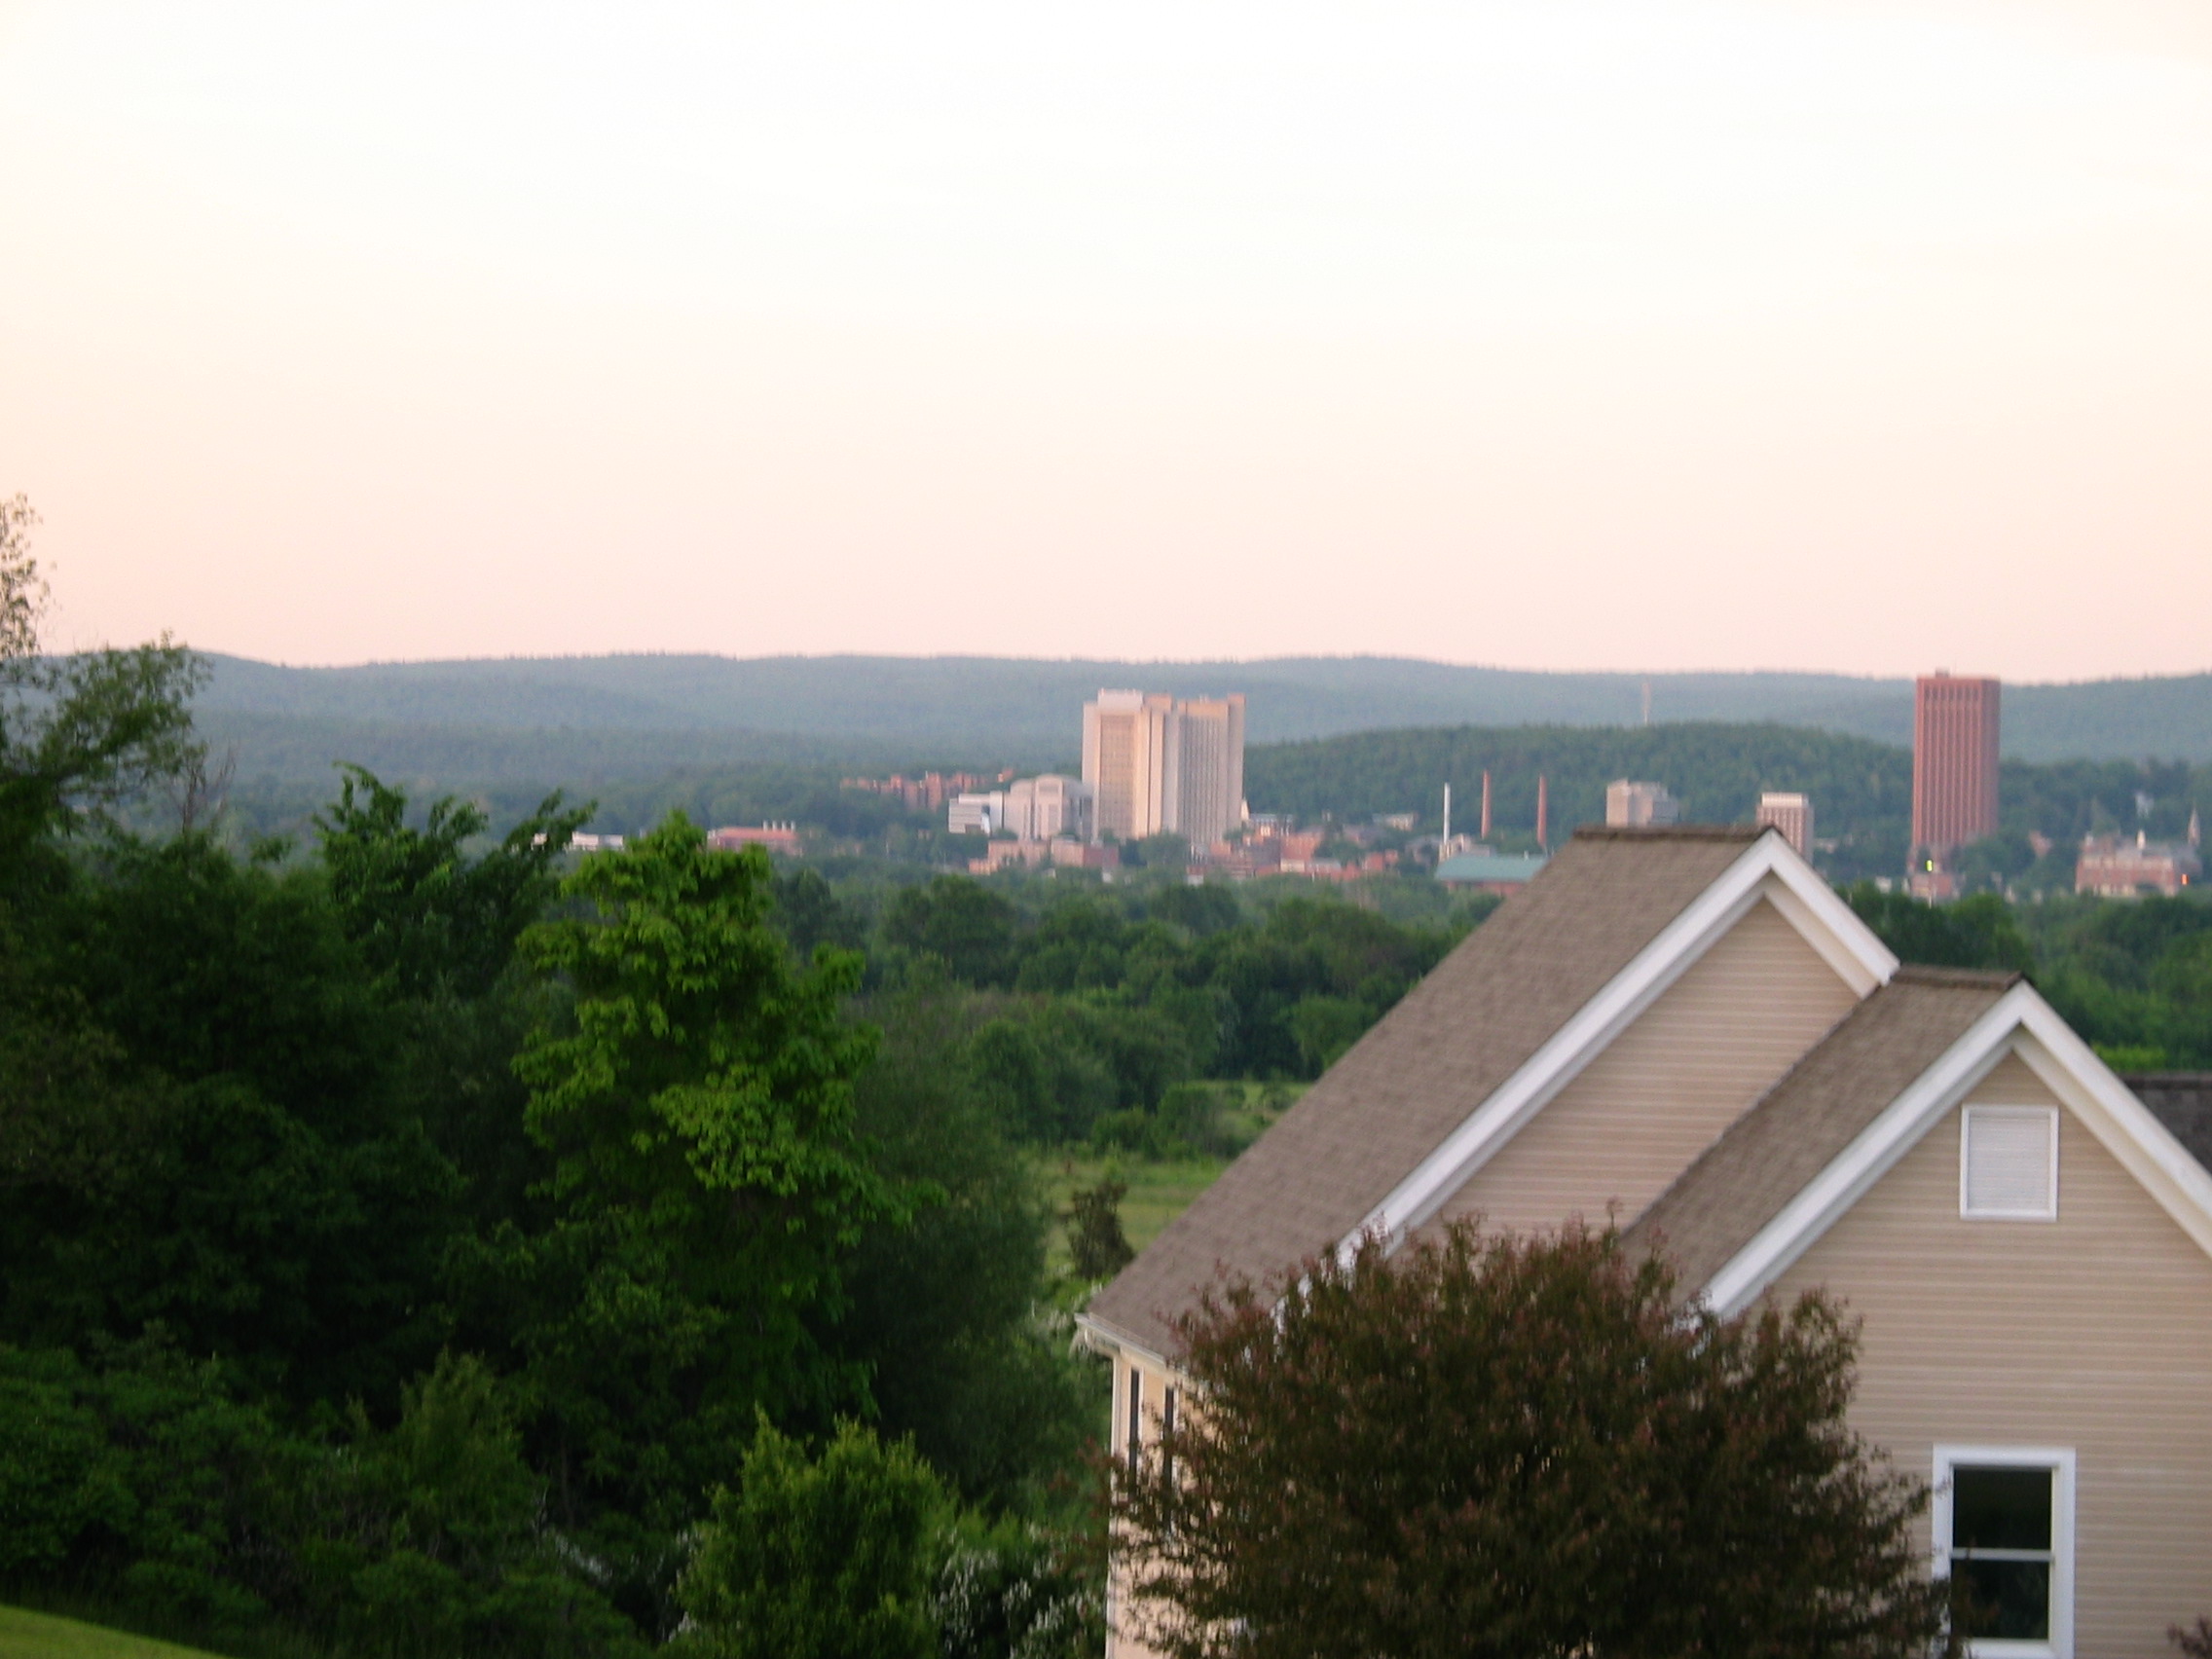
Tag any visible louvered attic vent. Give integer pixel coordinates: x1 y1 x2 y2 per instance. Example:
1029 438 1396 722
1960 1105 2058 1220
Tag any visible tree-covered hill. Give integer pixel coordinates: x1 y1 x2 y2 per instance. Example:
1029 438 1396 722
192 653 2212 771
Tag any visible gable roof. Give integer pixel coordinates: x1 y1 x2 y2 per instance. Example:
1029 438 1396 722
1676 981 2212 1316
1621 968 2019 1292
1085 824 1862 1359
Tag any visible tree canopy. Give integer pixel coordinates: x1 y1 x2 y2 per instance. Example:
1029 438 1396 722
1112 1222 1952 1659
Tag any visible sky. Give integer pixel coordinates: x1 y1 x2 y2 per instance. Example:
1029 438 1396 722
3 0 2209 679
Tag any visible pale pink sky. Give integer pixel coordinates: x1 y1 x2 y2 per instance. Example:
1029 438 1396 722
4 0 2209 678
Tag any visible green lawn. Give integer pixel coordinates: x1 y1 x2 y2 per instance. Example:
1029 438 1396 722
0 1606 221 1659
1039 1150 1229 1275
1035 1083 1305 1278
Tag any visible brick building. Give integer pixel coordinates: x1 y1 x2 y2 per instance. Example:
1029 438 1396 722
1912 672 2001 866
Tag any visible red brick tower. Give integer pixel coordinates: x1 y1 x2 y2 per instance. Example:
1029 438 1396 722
1911 673 2001 859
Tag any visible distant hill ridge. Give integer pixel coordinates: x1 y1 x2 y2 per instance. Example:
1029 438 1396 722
197 653 2212 766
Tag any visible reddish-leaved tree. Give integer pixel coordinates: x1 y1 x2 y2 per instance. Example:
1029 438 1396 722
1111 1221 1956 1659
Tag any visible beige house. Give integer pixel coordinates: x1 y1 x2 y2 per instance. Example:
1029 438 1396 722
1081 825 2212 1659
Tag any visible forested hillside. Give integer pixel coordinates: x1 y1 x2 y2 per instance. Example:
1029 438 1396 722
194 654 2212 784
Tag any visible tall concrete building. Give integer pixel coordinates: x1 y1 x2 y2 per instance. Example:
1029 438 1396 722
1171 696 1246 847
1005 774 1094 843
1604 780 1679 828
1912 673 2002 858
1081 690 1245 844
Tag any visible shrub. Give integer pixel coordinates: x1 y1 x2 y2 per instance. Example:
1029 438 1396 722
675 1418 950 1659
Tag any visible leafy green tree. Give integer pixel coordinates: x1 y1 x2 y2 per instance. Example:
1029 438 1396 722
774 866 869 964
675 1417 950 1659
3 835 457 1406
934 1510 1104 1659
1844 886 2036 975
0 1339 643 1657
1147 882 1241 939
317 764 586 998
1113 1222 1951 1659
1062 1179 1134 1282
826 991 1094 1512
0 495 203 871
497 817 897 1531
882 876 1019 986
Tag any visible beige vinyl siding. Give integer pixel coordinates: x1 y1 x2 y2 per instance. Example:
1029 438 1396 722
1428 896 1860 1237
1769 1050 2212 1657
1108 1348 1178 1659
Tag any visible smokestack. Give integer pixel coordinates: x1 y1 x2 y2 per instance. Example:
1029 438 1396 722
1536 774 1549 849
1442 782 1452 848
1480 771 1493 840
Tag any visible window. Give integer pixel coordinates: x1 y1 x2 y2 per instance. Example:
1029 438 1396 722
1933 1447 2076 1659
1125 1365 1144 1468
1161 1385 1178 1485
1961 1106 2058 1220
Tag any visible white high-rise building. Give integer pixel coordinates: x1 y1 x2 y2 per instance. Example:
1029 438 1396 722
1081 690 1245 844
1005 775 1095 843
946 792 1007 835
1604 779 1680 828
1173 696 1246 848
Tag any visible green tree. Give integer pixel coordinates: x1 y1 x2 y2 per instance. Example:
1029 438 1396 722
825 991 1094 1512
499 817 897 1530
1062 1179 1133 1282
3 835 457 1407
1845 886 2036 975
0 495 203 870
317 764 586 998
881 876 1019 986
1113 1222 1951 1659
675 1417 949 1659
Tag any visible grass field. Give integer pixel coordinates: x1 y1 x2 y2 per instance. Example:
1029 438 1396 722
1036 1083 1303 1278
1038 1150 1229 1275
0 1606 222 1659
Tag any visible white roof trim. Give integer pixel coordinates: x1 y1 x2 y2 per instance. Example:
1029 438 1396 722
1699 981 2212 1315
1074 1309 1172 1372
1342 831 1897 1261
2009 997 2212 1261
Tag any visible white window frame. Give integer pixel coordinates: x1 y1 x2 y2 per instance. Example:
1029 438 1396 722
1932 1444 2077 1659
1959 1105 2060 1221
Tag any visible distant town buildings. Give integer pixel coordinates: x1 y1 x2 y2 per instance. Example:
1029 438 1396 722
1007 774 1094 843
1082 690 1246 845
949 774 1097 843
843 769 1010 811
2076 831 2200 899
946 793 1003 836
708 824 802 857
1755 792 1814 859
1911 672 2001 866
1604 780 1679 828
970 837 1120 874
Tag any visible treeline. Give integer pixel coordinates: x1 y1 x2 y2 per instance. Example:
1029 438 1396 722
0 775 1118 1655
2 659 1482 1658
1846 886 2212 1067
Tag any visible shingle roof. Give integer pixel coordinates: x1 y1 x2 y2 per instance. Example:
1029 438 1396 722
1085 825 1769 1357
1621 967 2019 1291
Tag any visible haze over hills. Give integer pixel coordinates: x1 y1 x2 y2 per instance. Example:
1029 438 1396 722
195 654 2212 781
